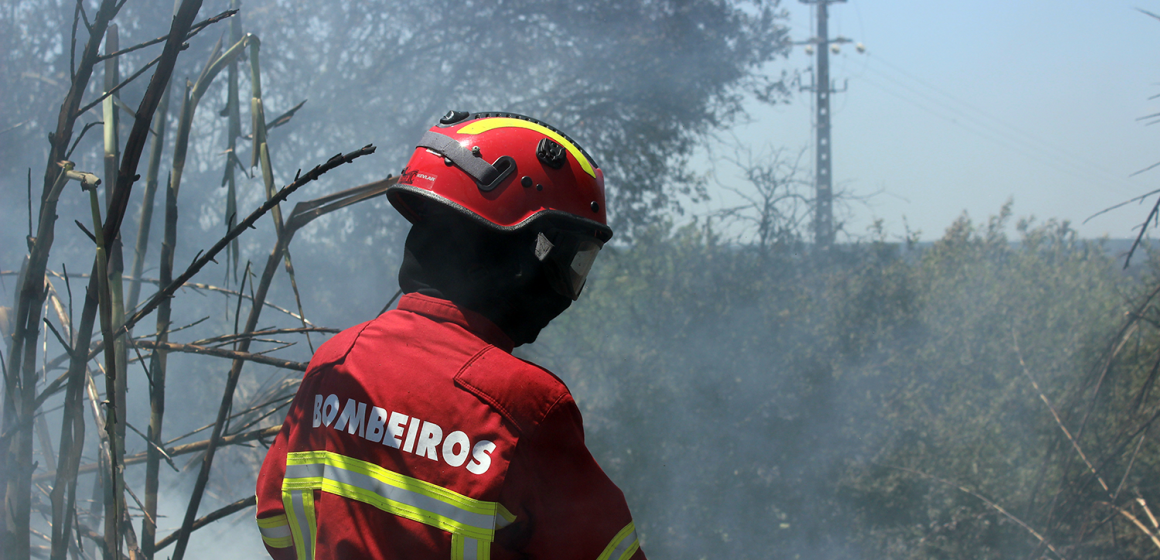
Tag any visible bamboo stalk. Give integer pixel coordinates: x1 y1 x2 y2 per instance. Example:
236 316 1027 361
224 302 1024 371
76 361 111 560
99 4 213 556
100 25 133 559
125 83 170 314
225 0 242 283
139 150 176 560
139 189 171 558
9 161 96 560
85 156 125 560
44 4 207 559
103 25 119 210
139 44 183 559
44 277 87 560
247 36 313 352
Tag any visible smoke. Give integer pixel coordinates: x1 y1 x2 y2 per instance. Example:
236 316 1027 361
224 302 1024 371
2 1 1155 559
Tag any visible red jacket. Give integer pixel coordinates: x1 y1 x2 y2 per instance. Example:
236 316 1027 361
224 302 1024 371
256 293 645 560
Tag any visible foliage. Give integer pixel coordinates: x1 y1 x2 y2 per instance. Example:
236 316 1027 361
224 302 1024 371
527 210 1159 559
0 0 794 256
238 0 792 233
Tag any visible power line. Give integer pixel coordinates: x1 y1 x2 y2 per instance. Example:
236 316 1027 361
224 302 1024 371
848 52 1139 194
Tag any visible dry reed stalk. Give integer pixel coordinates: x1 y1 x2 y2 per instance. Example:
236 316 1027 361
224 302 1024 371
85 157 124 560
48 3 206 558
100 25 134 558
1013 330 1113 496
168 144 377 560
247 36 313 353
10 161 99 560
140 83 183 560
890 466 1068 560
140 150 176 560
1100 500 1160 551
224 0 243 283
125 84 170 314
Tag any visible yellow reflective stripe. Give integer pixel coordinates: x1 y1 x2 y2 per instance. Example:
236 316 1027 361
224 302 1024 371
495 504 516 529
455 118 596 178
322 474 493 540
262 534 295 549
596 521 639 560
289 451 497 517
282 489 317 560
451 533 465 560
619 540 640 560
283 451 501 542
257 514 294 548
302 491 318 558
451 533 490 560
257 513 290 529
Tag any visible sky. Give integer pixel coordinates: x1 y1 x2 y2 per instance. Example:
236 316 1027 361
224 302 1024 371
700 0 1160 242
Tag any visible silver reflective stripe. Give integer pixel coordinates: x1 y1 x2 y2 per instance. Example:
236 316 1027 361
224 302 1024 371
284 461 495 532
608 529 638 560
462 537 479 560
286 462 324 479
259 524 292 540
290 490 314 560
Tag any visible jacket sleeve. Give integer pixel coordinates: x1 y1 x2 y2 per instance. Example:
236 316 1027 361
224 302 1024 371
255 411 299 560
507 394 646 560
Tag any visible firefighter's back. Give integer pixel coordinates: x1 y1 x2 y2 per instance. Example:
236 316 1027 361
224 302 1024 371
257 294 573 559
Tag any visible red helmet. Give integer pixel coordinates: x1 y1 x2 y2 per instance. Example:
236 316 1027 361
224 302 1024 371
387 111 612 243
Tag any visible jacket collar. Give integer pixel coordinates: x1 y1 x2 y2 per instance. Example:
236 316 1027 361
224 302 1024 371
395 293 515 353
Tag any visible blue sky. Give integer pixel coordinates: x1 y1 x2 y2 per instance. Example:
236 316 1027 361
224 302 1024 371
701 1 1160 241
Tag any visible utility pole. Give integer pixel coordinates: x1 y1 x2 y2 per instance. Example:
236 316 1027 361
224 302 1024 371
799 0 857 248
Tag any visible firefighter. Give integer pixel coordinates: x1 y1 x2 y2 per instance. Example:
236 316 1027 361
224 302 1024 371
255 111 646 560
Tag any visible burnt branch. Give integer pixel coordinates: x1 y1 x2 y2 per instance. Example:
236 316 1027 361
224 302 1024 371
96 8 238 62
32 426 280 483
152 496 256 552
121 144 377 336
131 340 307 372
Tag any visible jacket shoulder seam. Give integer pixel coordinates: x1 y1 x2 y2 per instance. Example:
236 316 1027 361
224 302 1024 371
307 320 375 375
454 346 519 423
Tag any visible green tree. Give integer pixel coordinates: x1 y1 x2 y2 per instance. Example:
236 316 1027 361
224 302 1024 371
528 209 1156 559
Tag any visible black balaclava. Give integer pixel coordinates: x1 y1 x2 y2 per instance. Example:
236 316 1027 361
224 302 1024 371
397 212 572 346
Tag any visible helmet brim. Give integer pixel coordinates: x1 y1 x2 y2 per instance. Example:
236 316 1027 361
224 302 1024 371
387 185 614 243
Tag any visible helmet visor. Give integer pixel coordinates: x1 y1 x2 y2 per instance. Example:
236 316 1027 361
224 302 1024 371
536 230 604 301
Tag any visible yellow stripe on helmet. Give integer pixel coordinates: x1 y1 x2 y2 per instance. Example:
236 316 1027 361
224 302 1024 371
456 118 596 178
